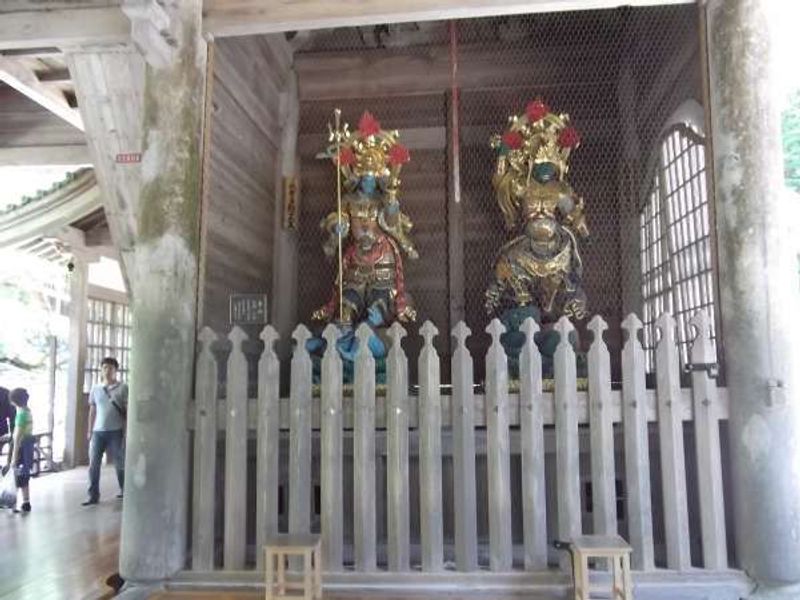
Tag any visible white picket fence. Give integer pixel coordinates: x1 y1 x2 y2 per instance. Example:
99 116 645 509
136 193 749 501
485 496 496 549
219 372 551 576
189 311 728 574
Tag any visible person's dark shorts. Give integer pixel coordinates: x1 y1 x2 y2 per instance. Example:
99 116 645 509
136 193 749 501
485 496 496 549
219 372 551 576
15 437 34 487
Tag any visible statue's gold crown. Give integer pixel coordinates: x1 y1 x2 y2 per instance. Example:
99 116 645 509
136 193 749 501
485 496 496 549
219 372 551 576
490 100 581 179
326 111 411 191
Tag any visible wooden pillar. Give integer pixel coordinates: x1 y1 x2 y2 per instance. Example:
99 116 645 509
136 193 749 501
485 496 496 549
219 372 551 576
117 0 207 581
271 74 300 357
446 21 465 326
616 11 644 317
706 0 800 592
63 253 88 468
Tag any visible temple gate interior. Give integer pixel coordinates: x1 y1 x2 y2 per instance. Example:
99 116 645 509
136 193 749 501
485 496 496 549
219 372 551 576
2 0 799 598
199 3 717 383
187 2 734 583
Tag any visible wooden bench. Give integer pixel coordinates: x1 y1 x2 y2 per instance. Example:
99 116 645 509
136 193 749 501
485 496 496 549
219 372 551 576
264 534 322 600
569 534 633 600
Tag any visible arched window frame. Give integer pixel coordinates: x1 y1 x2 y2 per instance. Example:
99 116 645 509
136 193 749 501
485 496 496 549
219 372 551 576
639 100 718 373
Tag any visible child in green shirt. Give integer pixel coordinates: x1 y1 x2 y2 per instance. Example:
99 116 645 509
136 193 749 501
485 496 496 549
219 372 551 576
9 388 33 513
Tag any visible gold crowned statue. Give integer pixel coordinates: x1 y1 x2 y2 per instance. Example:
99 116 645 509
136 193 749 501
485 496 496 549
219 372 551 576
313 111 418 326
485 100 589 320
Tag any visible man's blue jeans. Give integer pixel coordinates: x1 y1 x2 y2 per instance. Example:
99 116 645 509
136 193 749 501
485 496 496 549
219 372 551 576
88 430 124 501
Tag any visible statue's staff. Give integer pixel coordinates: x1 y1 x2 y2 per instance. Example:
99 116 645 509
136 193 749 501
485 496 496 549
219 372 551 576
334 108 344 322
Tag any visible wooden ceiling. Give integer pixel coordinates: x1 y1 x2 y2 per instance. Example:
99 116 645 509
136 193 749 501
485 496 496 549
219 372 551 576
0 45 88 165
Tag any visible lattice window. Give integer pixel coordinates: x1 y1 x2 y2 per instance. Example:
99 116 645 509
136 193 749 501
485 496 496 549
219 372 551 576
640 124 716 371
84 298 132 392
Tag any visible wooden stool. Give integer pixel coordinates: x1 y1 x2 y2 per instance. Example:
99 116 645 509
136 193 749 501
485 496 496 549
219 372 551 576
569 535 633 600
264 534 322 600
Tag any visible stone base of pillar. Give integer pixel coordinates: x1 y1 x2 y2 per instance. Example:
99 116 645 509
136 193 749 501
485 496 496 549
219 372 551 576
116 584 158 600
747 583 800 600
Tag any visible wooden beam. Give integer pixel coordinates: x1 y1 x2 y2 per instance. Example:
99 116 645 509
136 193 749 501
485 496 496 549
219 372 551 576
295 44 618 100
0 55 84 130
1 47 63 58
203 0 694 38
297 126 445 157
37 68 72 83
0 144 90 165
65 47 145 281
0 7 129 51
0 0 693 50
122 0 178 69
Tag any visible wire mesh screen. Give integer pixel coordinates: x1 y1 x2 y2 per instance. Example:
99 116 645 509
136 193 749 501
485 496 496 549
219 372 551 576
292 3 712 382
640 124 716 373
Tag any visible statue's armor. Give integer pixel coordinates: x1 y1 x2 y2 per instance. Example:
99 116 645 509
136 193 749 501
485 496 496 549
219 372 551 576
485 101 589 320
313 111 417 326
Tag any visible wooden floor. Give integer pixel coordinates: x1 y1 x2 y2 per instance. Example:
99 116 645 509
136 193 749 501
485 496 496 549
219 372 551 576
149 593 538 600
0 466 122 600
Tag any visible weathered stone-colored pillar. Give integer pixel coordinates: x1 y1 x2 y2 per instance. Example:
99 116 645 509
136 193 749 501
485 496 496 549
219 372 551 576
63 253 88 468
706 0 800 595
119 0 206 582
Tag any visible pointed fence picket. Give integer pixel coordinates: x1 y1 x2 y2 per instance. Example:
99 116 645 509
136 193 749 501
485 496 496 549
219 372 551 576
485 318 513 571
519 318 547 570
419 321 444 571
554 316 581 569
353 323 377 571
320 324 344 570
587 316 617 537
621 314 655 571
386 323 410 571
256 325 280 570
224 326 248 570
188 310 730 580
656 312 691 570
289 325 313 540
451 321 478 572
689 311 727 569
192 327 218 571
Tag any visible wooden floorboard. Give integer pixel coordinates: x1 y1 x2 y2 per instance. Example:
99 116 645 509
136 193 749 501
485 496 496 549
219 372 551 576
149 594 539 600
0 466 122 600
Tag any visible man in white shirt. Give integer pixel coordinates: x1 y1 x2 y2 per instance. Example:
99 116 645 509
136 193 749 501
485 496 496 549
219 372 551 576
82 357 127 506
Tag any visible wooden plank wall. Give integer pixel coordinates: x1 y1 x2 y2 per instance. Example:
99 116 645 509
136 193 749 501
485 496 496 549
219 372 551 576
200 36 288 331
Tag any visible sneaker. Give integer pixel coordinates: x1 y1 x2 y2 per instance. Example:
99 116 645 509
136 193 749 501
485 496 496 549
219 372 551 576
21 502 30 512
116 493 123 499
81 498 99 506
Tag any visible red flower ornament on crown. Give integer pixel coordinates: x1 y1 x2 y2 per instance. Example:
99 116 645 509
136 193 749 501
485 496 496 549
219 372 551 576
358 111 381 137
388 143 411 166
336 147 356 166
558 126 581 149
502 131 523 150
525 100 550 123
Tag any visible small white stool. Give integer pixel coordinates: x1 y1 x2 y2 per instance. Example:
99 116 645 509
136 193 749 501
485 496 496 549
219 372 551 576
569 534 633 600
264 534 322 600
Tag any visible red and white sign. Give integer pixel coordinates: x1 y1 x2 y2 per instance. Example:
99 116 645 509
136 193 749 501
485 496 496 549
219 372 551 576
115 152 142 164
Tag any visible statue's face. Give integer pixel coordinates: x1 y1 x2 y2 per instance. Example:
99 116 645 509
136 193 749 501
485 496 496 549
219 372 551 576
351 217 379 250
359 175 377 195
533 162 557 183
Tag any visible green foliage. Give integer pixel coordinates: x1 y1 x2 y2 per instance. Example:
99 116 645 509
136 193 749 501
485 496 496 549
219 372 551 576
783 90 800 194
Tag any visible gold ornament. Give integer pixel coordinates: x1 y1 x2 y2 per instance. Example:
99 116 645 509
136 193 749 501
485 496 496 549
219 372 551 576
485 99 589 320
313 111 418 326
